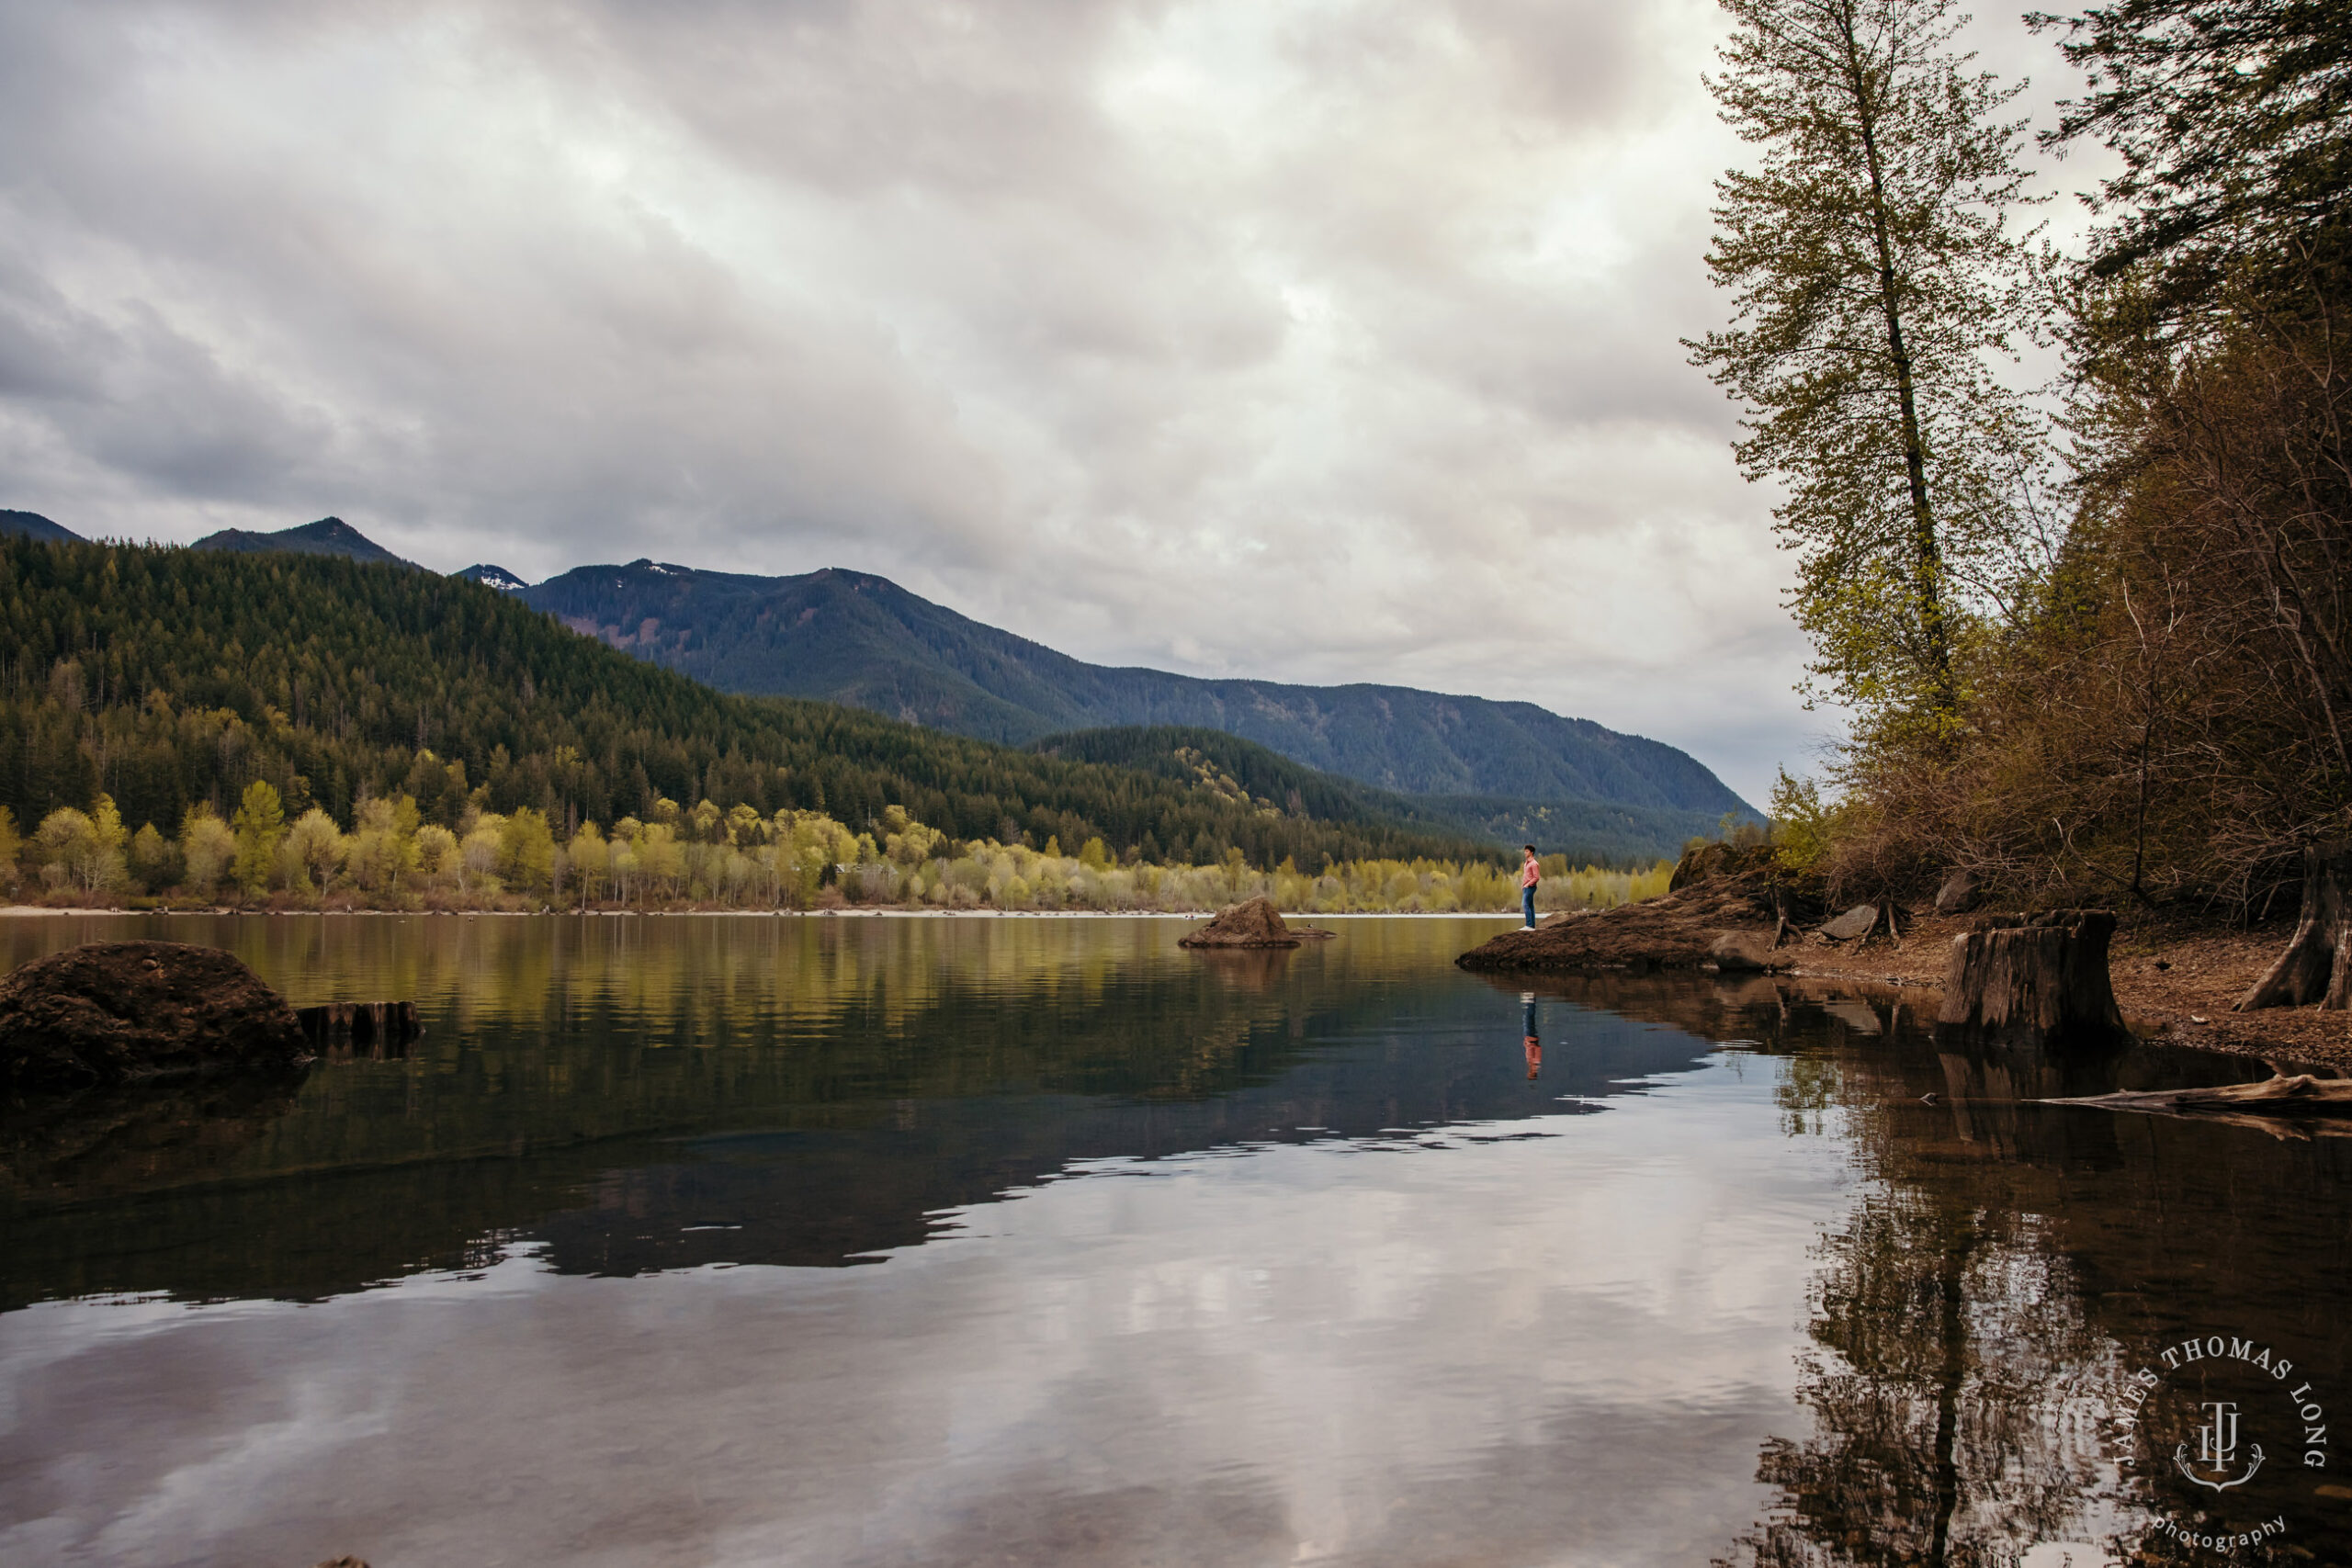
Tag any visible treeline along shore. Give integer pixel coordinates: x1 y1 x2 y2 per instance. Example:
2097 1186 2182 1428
2 786 1667 916
0 536 1671 914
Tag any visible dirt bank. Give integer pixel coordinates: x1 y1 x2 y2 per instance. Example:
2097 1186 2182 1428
1458 879 2352 1072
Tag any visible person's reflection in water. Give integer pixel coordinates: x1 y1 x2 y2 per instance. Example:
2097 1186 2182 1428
1521 991 1542 1080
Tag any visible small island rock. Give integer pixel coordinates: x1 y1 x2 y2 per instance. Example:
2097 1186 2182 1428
0 942 311 1090
1180 897 1306 948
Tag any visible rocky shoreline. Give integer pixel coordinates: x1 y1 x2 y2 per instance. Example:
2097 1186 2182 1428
1457 868 2352 1072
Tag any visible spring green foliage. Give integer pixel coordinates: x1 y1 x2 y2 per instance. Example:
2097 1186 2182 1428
0 538 1496 873
1765 768 1846 874
1691 0 2053 736
6 786 1668 914
28 798 128 894
232 781 286 896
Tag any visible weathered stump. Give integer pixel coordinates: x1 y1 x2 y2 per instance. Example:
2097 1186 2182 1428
1936 909 2126 1047
295 1001 422 1058
2235 841 2352 1012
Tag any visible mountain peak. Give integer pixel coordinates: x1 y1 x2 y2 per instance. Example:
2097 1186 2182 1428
0 509 84 544
512 558 1758 831
192 516 417 569
458 564 531 592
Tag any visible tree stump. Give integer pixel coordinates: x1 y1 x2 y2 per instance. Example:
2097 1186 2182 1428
1936 909 2126 1047
294 1001 422 1059
2235 841 2352 1011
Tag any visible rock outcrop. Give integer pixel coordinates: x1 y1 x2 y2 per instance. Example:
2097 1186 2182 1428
0 942 311 1090
1180 897 1322 948
1817 904 1880 942
1709 931 1794 973
1460 874 1780 974
1933 869 1981 915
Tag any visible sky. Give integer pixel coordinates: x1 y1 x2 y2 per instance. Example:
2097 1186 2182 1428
0 0 2104 807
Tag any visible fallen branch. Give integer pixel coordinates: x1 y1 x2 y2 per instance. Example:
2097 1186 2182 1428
2045 1073 2352 1120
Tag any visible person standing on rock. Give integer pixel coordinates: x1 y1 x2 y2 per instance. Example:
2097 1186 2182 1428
1519 845 1542 928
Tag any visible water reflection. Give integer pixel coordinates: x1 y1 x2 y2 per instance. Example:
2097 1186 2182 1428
0 917 2346 1566
11 914 1692 1305
1707 1007 2351 1565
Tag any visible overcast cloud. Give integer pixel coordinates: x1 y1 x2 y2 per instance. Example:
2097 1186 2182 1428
0 0 2097 805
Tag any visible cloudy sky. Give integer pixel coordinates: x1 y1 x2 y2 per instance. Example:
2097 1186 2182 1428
0 0 2094 806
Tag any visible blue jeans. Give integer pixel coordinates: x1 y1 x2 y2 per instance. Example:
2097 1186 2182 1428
1522 886 1536 927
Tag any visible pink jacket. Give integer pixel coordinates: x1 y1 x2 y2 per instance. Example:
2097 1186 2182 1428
1520 856 1541 889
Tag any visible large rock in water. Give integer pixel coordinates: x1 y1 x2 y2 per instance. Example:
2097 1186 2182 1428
1179 896 1303 948
0 942 311 1090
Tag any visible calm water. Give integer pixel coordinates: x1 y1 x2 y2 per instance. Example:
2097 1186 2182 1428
1 913 2347 1567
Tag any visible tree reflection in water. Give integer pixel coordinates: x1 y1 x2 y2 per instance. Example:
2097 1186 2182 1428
1698 988 2350 1568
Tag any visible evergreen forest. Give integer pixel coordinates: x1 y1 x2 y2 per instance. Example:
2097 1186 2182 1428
0 537 1579 908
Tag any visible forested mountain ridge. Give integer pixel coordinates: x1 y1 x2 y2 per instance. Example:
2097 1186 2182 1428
191 516 417 569
1034 726 1730 866
0 537 1499 869
521 558 1754 814
1 510 81 544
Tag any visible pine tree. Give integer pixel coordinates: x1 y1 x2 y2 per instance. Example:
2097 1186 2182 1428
2035 0 2352 339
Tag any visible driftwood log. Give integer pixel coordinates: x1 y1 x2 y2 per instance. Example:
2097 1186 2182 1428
2236 840 2352 1011
1936 909 2126 1047
2046 1075 2352 1138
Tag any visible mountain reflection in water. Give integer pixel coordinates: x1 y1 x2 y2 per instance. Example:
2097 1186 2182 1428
0 913 2345 1567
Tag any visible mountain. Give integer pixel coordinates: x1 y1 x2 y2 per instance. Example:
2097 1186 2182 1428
458 564 530 592
0 536 1495 869
1035 727 1733 866
519 560 1755 817
0 510 82 544
190 516 417 569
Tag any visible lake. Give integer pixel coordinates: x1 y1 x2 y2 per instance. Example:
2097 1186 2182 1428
1 913 2347 1566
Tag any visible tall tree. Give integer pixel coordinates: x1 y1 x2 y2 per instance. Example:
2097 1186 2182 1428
1690 0 2052 735
2034 0 2352 340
